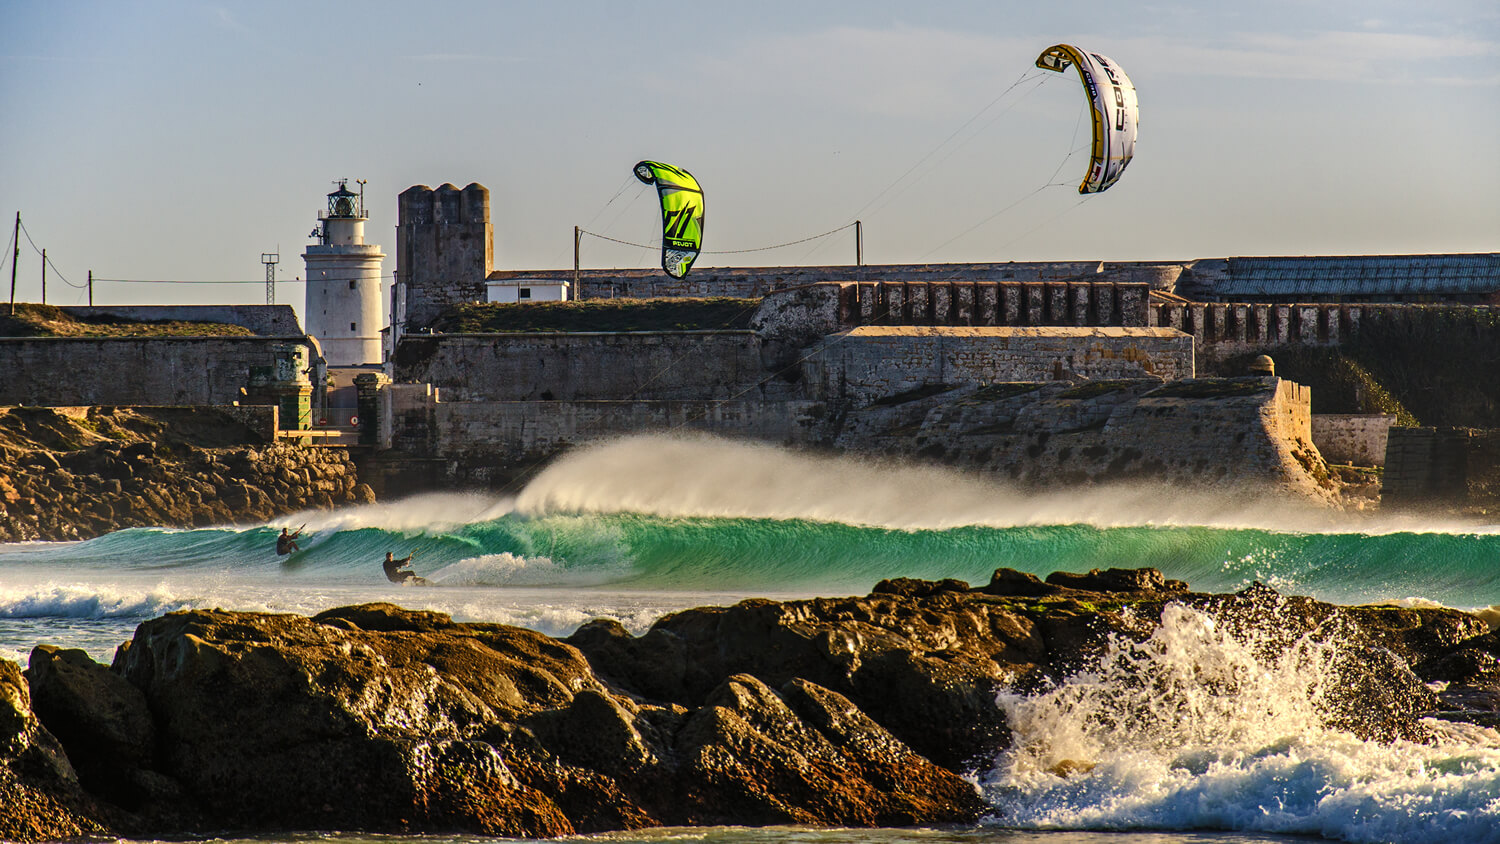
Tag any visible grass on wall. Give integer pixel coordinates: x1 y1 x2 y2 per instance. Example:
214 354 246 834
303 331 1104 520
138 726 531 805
431 298 761 334
0 303 254 338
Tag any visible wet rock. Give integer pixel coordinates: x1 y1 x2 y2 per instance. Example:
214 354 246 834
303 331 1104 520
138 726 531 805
26 646 156 808
10 570 1500 840
1045 566 1182 593
981 567 1056 596
0 658 112 842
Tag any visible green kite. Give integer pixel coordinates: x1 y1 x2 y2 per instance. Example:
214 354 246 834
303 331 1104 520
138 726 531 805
634 160 704 278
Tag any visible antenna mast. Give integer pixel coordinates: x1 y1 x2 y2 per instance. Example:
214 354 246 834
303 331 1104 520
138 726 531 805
262 251 279 305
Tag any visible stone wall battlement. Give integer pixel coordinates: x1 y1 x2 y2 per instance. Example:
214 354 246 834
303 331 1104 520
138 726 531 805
832 281 1150 328
484 262 1181 304
1150 301 1500 353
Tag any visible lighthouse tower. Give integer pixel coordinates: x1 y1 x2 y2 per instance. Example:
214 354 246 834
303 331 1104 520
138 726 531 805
302 180 384 366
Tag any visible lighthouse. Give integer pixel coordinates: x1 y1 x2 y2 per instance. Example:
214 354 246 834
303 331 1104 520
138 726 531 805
302 179 384 366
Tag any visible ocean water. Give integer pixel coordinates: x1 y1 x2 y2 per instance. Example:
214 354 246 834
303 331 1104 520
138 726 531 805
3 434 1499 844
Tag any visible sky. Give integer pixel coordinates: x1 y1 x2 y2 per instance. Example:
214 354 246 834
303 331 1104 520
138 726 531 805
2 1 1497 327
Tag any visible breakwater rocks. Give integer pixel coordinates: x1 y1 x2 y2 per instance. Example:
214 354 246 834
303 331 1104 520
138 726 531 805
0 406 374 541
3 568 1498 840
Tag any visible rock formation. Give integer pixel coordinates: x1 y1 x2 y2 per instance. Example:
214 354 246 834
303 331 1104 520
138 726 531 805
0 406 374 541
2 569 1497 840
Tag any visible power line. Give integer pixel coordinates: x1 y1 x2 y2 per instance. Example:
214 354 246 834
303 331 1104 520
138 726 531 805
579 222 855 256
0 219 14 280
17 219 87 289
93 273 397 284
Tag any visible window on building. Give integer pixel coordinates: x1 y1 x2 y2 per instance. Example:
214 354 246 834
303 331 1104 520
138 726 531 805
519 288 532 300
351 322 357 331
349 280 356 289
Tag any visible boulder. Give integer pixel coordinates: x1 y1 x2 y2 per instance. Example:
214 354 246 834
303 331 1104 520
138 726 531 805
27 646 158 809
0 658 112 842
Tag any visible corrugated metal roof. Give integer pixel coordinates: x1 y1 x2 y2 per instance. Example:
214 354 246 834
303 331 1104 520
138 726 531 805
1217 254 1500 297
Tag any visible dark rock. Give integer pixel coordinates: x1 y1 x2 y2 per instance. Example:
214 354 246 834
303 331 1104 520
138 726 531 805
982 567 1055 596
870 577 969 597
0 658 113 842
26 646 157 808
1045 566 1176 592
674 673 980 826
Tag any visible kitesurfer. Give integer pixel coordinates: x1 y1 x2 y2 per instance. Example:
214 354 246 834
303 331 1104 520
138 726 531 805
383 551 419 584
276 526 302 555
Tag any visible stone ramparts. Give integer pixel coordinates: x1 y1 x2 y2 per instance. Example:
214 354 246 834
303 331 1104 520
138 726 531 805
835 377 1329 498
1383 426 1500 507
1150 302 1500 360
370 394 828 489
486 261 1184 303
392 331 805 403
368 373 1326 498
805 327 1194 407
1312 414 1397 467
819 281 1150 328
0 336 316 407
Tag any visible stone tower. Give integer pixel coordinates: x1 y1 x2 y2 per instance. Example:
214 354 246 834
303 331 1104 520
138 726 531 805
302 180 385 366
396 183 492 331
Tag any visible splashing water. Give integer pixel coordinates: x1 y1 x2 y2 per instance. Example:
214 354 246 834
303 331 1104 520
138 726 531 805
979 603 1500 843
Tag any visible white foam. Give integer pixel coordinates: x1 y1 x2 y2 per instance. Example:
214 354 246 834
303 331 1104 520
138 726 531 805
428 552 631 588
978 603 1500 843
516 433 1500 535
0 581 199 620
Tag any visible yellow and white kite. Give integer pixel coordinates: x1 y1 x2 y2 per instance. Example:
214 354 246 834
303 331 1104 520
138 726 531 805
1036 44 1139 193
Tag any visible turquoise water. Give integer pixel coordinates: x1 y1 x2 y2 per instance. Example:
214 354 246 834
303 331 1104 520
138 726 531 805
2 435 1498 844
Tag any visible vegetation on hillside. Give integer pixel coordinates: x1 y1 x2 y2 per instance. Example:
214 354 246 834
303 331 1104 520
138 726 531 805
431 297 760 333
0 303 254 337
1205 307 1500 428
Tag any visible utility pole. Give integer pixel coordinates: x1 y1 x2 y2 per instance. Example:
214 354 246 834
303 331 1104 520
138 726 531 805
573 226 582 300
262 251 279 305
8 212 18 315
855 220 863 267
88 270 93 306
40 248 46 304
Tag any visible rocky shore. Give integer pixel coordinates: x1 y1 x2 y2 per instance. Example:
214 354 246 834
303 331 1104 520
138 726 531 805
2 567 1497 841
0 406 374 542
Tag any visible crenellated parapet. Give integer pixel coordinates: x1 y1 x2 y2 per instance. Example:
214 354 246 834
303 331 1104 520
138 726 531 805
397 183 493 330
1150 301 1500 359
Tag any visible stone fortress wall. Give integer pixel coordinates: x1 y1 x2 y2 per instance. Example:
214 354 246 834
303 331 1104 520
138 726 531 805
485 260 1185 302
1312 414 1397 467
0 336 317 407
393 331 803 403
804 327 1193 407
1149 301 1500 364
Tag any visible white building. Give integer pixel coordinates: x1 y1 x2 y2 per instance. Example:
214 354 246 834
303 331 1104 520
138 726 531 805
303 180 385 366
486 278 570 304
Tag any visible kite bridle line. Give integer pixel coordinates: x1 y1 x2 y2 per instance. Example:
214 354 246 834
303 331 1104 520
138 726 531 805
583 173 645 231
801 69 1056 265
921 136 1091 261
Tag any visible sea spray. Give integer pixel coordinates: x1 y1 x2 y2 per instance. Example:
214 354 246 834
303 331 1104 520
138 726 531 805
979 602 1500 843
517 433 1498 535
272 491 516 534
